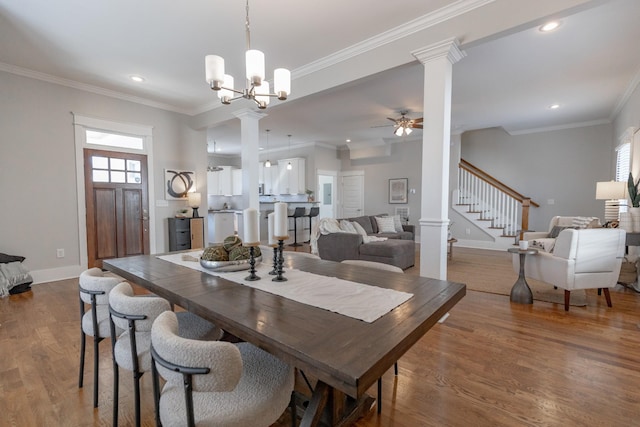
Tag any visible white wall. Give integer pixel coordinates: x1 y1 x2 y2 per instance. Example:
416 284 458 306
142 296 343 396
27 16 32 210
0 71 204 282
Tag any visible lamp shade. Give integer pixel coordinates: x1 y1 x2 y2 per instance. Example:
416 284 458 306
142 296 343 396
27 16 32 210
205 55 225 86
255 81 270 107
246 49 265 85
187 192 201 208
596 181 627 200
218 74 234 102
273 68 290 99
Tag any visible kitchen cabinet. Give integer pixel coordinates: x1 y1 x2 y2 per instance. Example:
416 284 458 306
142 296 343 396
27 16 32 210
260 163 280 195
277 158 305 194
207 166 233 195
168 217 203 251
208 211 236 244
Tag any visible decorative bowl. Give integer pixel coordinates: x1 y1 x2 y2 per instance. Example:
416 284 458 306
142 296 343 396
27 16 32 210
199 256 262 272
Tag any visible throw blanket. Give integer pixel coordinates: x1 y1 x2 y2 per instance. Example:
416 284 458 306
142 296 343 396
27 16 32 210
0 261 33 297
310 218 387 255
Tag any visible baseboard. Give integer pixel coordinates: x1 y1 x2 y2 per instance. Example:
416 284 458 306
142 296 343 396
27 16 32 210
30 264 84 284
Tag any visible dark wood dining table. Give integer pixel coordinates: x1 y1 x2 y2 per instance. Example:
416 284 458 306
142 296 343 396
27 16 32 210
103 253 466 427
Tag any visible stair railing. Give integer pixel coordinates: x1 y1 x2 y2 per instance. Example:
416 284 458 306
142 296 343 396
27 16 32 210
458 159 539 237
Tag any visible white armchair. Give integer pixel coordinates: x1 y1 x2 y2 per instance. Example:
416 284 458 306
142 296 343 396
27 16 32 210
513 228 626 311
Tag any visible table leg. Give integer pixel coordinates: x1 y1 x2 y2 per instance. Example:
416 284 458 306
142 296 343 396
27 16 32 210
510 252 533 304
299 381 374 427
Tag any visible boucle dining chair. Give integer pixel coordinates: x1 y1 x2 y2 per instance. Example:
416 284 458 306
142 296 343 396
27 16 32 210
150 310 296 427
78 267 121 408
341 259 403 414
108 282 222 427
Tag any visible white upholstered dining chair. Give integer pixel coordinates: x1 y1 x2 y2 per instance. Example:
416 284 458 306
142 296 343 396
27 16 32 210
109 282 221 427
150 310 296 427
78 267 121 408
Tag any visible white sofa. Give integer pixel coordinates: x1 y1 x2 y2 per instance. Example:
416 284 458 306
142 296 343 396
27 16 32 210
513 228 626 311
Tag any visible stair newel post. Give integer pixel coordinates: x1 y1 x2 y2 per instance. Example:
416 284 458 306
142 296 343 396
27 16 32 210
520 198 531 240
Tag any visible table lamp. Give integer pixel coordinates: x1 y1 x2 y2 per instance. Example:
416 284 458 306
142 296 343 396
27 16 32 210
188 192 201 218
595 181 627 222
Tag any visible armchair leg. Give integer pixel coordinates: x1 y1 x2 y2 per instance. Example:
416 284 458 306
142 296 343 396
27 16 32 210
564 290 570 311
603 288 613 307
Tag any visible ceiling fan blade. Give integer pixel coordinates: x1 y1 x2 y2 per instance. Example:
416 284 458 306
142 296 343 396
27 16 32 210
411 124 423 129
387 117 398 123
413 118 424 123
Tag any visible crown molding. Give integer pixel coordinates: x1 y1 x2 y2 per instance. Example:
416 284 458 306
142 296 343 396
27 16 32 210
611 67 640 121
293 0 493 79
505 118 611 136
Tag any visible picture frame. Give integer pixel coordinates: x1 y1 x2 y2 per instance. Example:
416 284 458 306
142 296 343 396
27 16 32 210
389 178 408 204
165 169 196 200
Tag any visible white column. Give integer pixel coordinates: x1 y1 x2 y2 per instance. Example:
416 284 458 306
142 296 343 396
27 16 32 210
233 108 265 212
412 38 465 280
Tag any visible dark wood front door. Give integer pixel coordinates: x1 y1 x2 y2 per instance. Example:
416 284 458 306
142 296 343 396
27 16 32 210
84 149 149 268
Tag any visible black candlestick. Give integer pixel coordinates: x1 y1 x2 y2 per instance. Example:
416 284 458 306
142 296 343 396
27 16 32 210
269 246 278 275
244 246 260 281
272 239 287 282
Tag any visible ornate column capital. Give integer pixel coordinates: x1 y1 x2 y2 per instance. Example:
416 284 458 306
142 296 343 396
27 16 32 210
412 37 466 65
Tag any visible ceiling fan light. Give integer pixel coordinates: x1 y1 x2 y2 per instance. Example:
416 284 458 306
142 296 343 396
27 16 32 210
246 49 265 86
205 55 225 89
274 68 290 100
395 127 404 136
405 127 412 135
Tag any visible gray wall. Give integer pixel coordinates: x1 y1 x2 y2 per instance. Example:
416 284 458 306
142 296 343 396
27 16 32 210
0 71 204 281
459 124 614 233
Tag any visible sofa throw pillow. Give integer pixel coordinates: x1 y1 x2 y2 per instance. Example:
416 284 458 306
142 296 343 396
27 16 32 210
375 216 397 233
572 216 592 229
351 221 368 237
392 215 403 232
531 238 556 253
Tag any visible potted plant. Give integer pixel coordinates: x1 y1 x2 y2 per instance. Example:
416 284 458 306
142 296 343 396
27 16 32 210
628 172 640 208
305 188 314 202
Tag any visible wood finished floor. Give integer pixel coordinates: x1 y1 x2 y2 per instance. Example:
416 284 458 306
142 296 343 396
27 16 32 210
1 246 639 426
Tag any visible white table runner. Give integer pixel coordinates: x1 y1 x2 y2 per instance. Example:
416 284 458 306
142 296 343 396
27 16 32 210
157 251 413 323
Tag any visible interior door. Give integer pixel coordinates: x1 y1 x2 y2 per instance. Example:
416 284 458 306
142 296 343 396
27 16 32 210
84 149 149 268
341 173 364 218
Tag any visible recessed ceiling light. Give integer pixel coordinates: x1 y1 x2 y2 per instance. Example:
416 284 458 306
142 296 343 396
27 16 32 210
539 21 561 32
130 75 145 83
548 103 561 110
346 139 351 143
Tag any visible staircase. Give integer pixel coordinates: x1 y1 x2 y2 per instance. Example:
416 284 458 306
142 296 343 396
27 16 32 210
453 159 538 249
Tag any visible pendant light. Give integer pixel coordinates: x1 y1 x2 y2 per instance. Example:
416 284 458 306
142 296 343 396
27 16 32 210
264 129 271 168
207 141 224 172
287 134 292 170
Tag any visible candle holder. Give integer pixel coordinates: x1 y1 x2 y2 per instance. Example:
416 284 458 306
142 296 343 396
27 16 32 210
268 244 278 275
243 244 260 281
272 237 288 282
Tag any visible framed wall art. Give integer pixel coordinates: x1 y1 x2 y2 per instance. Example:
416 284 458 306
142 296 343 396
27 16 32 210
165 169 196 200
389 178 408 204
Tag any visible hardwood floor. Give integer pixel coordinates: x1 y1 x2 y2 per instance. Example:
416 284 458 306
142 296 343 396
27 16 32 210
1 246 639 426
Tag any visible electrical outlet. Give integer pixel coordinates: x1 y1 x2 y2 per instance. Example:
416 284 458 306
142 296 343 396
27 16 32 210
56 248 65 258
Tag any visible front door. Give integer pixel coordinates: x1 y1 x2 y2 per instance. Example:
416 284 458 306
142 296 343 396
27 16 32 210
84 149 150 268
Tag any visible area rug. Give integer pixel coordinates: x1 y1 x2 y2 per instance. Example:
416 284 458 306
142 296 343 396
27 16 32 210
446 249 587 307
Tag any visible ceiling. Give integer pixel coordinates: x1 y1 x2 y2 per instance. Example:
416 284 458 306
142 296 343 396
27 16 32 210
2 0 639 154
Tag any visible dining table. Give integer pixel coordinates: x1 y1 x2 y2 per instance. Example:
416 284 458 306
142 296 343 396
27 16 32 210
103 251 466 427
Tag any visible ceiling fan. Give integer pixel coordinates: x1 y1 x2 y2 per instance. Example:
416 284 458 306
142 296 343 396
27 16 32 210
375 111 423 136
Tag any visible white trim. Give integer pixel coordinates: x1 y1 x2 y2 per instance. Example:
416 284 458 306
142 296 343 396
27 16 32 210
611 68 640 121
72 113 156 270
505 118 611 136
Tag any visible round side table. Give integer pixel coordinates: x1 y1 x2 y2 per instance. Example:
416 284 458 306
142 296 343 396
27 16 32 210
507 247 538 304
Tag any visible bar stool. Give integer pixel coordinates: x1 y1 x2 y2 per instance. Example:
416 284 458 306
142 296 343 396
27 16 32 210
304 207 320 243
288 207 306 247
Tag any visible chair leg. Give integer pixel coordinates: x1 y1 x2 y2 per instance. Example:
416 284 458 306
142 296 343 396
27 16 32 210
290 391 297 427
93 335 100 408
134 371 143 427
151 359 162 427
394 362 398 376
377 377 382 414
113 363 119 427
603 288 613 307
79 331 86 388
564 290 570 311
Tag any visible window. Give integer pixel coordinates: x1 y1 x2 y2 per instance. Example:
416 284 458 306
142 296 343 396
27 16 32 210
86 130 144 150
616 142 630 182
91 156 141 184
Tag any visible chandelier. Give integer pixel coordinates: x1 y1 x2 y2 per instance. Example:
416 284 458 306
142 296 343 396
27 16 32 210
205 0 290 109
